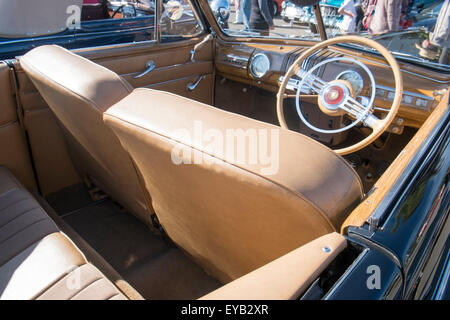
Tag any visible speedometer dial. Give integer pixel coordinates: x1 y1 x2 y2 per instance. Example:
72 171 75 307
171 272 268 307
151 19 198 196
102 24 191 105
336 70 364 96
250 53 270 79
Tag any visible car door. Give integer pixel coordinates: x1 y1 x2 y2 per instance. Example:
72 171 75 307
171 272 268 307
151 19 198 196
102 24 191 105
1 0 214 196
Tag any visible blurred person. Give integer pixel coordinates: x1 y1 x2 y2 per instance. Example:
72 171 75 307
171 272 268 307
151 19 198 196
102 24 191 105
249 0 274 36
338 0 357 33
416 0 449 64
362 0 377 31
399 0 412 29
369 0 402 34
354 0 365 31
233 0 244 23
237 0 251 30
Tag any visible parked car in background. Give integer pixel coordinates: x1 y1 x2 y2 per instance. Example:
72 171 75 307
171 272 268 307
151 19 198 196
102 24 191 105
412 1 444 31
281 0 346 27
0 0 202 60
0 0 155 59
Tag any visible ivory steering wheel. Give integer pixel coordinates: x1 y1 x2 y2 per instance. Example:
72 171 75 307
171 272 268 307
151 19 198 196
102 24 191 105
277 35 403 155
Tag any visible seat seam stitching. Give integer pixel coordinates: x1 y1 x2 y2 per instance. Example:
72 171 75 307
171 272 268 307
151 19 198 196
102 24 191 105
0 206 42 230
0 196 30 213
68 278 104 300
0 218 50 248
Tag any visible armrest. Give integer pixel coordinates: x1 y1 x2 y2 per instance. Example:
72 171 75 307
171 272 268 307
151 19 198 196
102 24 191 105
199 232 346 300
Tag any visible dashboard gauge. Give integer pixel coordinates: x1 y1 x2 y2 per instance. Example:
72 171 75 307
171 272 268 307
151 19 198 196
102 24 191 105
336 70 364 96
250 53 270 78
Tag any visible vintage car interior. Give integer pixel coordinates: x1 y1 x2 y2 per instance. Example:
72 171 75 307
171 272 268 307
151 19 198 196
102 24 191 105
0 0 448 300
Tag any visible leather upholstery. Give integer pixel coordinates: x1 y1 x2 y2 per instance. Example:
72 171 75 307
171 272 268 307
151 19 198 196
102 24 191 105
10 36 213 195
104 88 364 282
36 264 126 300
20 45 153 225
0 166 126 300
200 232 347 300
0 63 37 191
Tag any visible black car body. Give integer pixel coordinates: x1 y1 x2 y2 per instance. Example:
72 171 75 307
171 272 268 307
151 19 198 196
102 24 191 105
0 0 448 301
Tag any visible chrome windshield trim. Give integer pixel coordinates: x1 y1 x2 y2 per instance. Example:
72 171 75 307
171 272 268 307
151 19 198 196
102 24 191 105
72 39 158 54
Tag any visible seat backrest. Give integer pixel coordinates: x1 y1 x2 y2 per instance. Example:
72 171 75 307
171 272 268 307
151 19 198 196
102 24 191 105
20 45 152 225
104 88 364 283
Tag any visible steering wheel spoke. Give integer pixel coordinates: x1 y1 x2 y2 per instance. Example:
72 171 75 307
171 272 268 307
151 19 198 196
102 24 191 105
296 69 327 95
339 96 383 129
341 95 369 118
363 113 383 130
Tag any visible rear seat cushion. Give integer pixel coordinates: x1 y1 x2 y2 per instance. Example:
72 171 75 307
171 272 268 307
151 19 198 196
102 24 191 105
0 166 126 300
0 233 85 300
36 264 125 300
0 188 61 267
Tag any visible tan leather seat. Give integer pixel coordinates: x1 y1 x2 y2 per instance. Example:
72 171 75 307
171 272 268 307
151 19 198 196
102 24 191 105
20 45 152 226
0 166 126 300
104 88 364 283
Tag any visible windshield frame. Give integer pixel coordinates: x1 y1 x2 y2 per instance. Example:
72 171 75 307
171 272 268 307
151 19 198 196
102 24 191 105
196 0 450 71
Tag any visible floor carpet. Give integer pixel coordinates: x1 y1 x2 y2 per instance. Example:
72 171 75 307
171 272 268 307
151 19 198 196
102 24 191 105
46 188 222 299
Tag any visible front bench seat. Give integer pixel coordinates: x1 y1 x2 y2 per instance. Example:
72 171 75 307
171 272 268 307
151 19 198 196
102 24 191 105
104 88 364 283
20 45 152 226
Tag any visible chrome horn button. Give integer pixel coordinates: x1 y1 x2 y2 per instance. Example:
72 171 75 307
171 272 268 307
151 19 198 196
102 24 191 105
324 85 344 105
320 82 349 111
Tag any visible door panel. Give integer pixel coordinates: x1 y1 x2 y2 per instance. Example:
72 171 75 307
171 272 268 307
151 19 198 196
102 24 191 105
87 38 214 104
0 62 37 191
146 73 214 105
122 61 213 88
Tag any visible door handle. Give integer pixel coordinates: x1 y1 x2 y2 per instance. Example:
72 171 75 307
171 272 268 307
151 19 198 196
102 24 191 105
134 60 155 79
187 75 205 91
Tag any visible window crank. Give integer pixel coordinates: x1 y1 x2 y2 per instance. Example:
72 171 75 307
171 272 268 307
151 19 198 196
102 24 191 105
190 34 213 62
134 60 155 79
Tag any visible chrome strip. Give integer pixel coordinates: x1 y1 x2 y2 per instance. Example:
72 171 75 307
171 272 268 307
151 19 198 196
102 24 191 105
376 84 434 101
226 54 249 62
72 39 158 54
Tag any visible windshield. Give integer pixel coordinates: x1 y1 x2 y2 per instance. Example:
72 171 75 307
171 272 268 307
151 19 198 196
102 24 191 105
207 0 449 69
